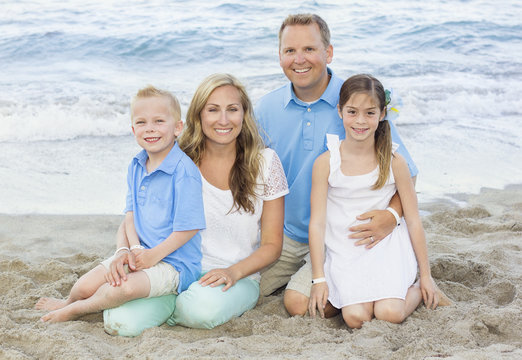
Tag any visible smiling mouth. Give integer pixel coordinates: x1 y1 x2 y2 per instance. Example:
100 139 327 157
215 129 232 134
294 68 311 74
144 137 160 142
352 128 369 134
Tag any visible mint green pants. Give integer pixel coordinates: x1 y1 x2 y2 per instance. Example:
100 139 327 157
168 276 259 329
103 276 259 336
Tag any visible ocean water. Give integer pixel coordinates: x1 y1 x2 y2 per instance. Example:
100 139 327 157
1 0 521 214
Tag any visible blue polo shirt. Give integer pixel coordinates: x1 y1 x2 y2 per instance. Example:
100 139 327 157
255 68 418 244
125 142 206 292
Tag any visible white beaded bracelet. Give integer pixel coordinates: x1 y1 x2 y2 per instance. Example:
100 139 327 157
311 277 326 284
130 244 145 251
114 246 130 256
386 207 401 226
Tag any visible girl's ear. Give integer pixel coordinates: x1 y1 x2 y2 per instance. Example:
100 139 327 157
379 109 386 122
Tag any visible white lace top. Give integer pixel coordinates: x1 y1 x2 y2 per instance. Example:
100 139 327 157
200 148 289 281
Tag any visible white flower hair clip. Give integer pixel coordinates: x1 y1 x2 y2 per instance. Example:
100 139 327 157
384 89 402 122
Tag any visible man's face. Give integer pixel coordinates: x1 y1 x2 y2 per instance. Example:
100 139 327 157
279 23 333 101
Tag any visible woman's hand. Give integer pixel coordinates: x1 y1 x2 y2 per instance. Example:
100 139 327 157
420 275 439 310
199 267 239 292
308 283 329 319
105 250 136 286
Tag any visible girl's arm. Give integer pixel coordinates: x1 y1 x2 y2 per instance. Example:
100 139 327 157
392 154 438 309
308 152 330 318
199 196 284 291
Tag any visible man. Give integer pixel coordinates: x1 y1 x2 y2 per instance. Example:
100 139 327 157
255 14 418 316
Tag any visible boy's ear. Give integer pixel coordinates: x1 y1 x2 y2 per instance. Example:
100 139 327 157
337 104 342 119
174 120 183 137
131 126 135 134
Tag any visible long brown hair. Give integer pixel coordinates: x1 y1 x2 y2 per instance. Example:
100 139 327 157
339 74 392 189
178 73 264 213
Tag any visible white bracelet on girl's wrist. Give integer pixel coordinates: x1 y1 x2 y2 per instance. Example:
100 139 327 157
114 246 130 256
386 207 401 226
311 277 326 284
130 244 145 251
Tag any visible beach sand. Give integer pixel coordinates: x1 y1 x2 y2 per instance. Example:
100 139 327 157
1 185 521 359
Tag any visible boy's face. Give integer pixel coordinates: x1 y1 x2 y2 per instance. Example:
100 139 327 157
131 96 182 159
279 23 333 101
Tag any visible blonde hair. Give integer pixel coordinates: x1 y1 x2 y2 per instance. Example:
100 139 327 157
178 73 264 214
339 74 392 190
279 13 331 49
131 85 181 123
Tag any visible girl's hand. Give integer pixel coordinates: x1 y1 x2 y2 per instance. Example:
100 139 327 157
308 283 329 319
420 275 439 310
133 249 157 270
199 268 238 292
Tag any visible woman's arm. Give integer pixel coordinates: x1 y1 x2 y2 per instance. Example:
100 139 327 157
392 154 437 309
308 152 330 318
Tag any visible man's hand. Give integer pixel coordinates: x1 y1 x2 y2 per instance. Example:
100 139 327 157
349 209 397 249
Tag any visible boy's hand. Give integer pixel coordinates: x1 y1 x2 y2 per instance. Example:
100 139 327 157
105 251 136 286
350 209 396 249
309 282 329 319
420 275 439 310
199 267 238 292
133 249 158 270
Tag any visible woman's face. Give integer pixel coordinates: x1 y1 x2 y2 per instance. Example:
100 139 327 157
200 85 244 148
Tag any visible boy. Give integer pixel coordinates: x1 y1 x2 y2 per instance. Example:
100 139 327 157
35 86 206 323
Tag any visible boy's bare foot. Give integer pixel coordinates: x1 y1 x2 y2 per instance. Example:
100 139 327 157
40 307 77 323
35 297 69 311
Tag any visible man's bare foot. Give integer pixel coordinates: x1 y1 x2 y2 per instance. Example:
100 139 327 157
35 297 69 311
40 307 78 323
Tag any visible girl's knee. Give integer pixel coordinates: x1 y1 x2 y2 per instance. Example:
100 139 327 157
374 303 405 324
342 307 372 329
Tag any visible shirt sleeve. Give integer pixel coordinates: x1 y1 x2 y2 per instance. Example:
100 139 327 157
171 165 206 232
124 161 134 213
261 149 289 201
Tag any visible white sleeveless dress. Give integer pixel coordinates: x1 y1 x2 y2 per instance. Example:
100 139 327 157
324 134 418 308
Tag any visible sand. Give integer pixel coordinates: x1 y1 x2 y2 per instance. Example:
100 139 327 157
1 185 521 360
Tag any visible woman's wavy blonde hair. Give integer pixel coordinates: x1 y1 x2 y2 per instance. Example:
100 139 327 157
178 73 264 214
339 74 392 190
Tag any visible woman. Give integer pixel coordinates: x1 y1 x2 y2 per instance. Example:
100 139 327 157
103 74 288 336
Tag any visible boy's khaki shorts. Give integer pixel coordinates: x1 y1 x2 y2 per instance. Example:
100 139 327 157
101 255 180 298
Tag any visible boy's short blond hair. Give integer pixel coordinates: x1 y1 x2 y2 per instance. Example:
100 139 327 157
131 85 181 122
278 13 331 49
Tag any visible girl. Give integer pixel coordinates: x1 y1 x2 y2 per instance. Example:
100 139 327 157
308 74 440 328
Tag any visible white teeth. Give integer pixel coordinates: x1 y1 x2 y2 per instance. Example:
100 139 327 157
294 68 310 73
215 129 231 134
145 137 160 141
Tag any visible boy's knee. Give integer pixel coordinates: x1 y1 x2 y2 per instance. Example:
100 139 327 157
283 290 308 316
342 308 372 329
374 303 405 324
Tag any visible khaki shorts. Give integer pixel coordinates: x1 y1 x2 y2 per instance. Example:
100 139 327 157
286 253 312 297
101 255 180 298
259 234 310 296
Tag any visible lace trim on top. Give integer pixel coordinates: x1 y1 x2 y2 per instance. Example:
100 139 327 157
262 148 289 201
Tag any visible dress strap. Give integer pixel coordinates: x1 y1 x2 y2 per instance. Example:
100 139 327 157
326 134 341 170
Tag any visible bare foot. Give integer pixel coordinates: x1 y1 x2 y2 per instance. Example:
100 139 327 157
35 297 69 311
436 286 453 307
40 307 78 323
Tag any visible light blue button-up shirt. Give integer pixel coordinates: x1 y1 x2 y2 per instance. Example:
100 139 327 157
255 68 418 244
125 142 206 292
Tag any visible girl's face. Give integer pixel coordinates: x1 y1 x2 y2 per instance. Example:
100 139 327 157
200 85 244 148
338 92 385 143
